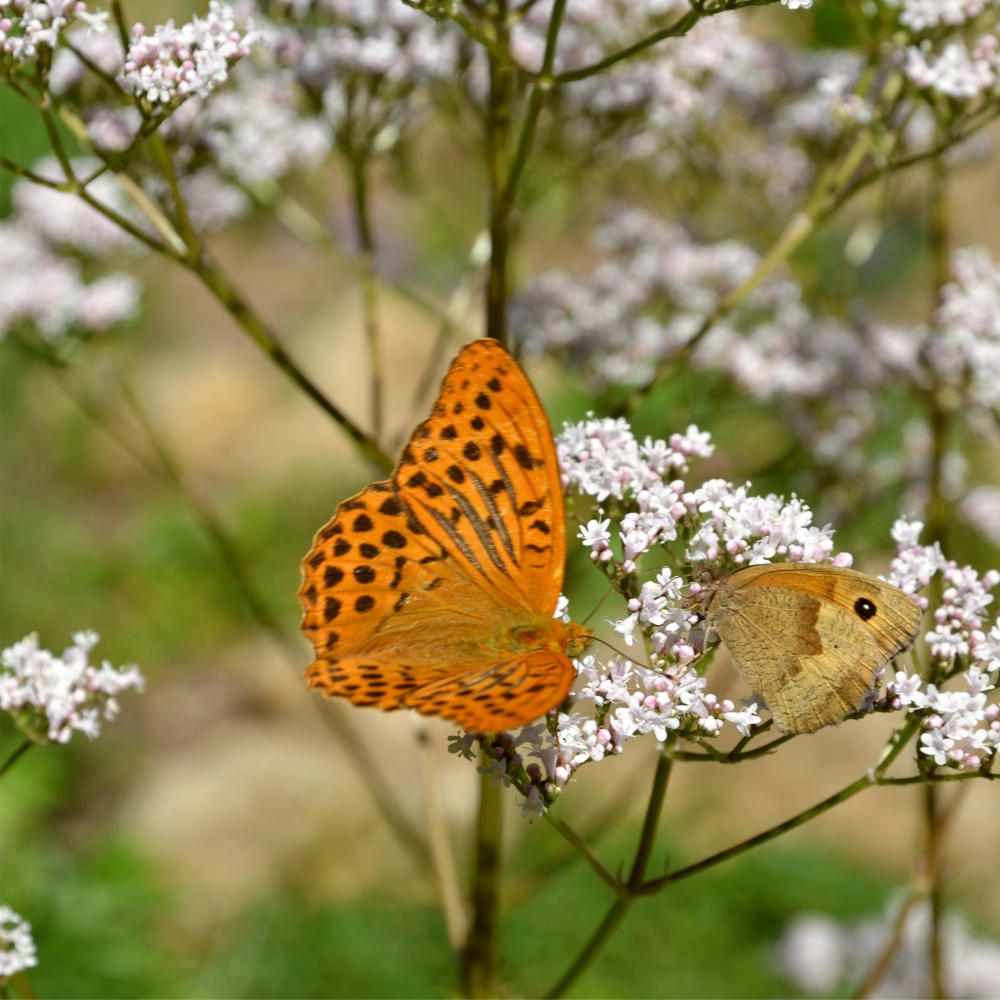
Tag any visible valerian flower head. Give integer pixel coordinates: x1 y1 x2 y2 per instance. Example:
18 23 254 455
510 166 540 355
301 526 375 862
1 632 144 744
117 1 261 109
0 0 106 68
0 905 38 978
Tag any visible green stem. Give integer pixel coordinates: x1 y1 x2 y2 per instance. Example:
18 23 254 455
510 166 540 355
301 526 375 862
628 746 673 890
116 377 295 653
349 156 384 441
546 745 674 998
546 896 631 1000
650 718 937 903
924 152 952 557
552 3 704 83
461 767 504 998
542 812 618 891
485 0 512 344
924 783 946 1000
503 0 566 205
193 255 392 473
0 738 34 777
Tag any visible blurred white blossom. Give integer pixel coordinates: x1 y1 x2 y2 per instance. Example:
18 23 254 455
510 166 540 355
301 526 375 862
0 905 37 978
0 0 106 66
777 900 1000 998
0 158 143 341
1 632 144 744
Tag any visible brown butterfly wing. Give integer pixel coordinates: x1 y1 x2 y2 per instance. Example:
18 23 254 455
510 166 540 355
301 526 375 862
706 564 921 734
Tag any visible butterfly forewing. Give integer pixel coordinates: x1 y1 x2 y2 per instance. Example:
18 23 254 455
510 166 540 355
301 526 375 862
392 339 566 616
706 563 922 734
300 481 512 659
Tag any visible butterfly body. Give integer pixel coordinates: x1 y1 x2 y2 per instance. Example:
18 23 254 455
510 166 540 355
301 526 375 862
703 563 922 735
299 339 593 733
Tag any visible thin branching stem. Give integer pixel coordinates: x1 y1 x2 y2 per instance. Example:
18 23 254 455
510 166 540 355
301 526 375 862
545 746 674 998
542 812 619 891
192 255 392 473
349 155 385 441
0 738 34 777
461 769 504 998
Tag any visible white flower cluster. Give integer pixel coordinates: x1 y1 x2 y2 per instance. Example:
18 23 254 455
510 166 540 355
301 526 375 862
469 435 998 815
885 520 1000 770
181 68 333 188
927 245 1000 414
269 0 459 153
498 5 818 196
777 900 1000 999
891 0 992 32
1 631 144 744
513 209 913 403
0 158 141 341
0 905 37 978
117 1 261 107
0 0 106 66
905 32 1000 100
476 417 886 815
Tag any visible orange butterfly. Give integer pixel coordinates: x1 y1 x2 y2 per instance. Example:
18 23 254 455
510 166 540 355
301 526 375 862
299 338 593 732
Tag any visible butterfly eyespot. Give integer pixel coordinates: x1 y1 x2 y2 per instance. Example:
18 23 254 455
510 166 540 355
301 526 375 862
353 566 376 584
488 479 506 496
354 595 376 613
854 597 877 621
463 442 481 461
332 538 351 556
323 597 341 621
487 377 502 392
471 416 485 431
308 551 325 569
359 543 379 559
302 583 318 604
423 447 440 462
324 566 344 587
447 465 465 484
352 514 374 533
440 424 458 440
475 392 491 410
489 434 505 456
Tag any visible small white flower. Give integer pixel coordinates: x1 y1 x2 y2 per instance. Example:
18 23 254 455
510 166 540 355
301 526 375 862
0 905 38 977
1 632 144 744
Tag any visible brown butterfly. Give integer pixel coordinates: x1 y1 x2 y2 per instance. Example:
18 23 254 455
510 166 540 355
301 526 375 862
703 563 922 733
